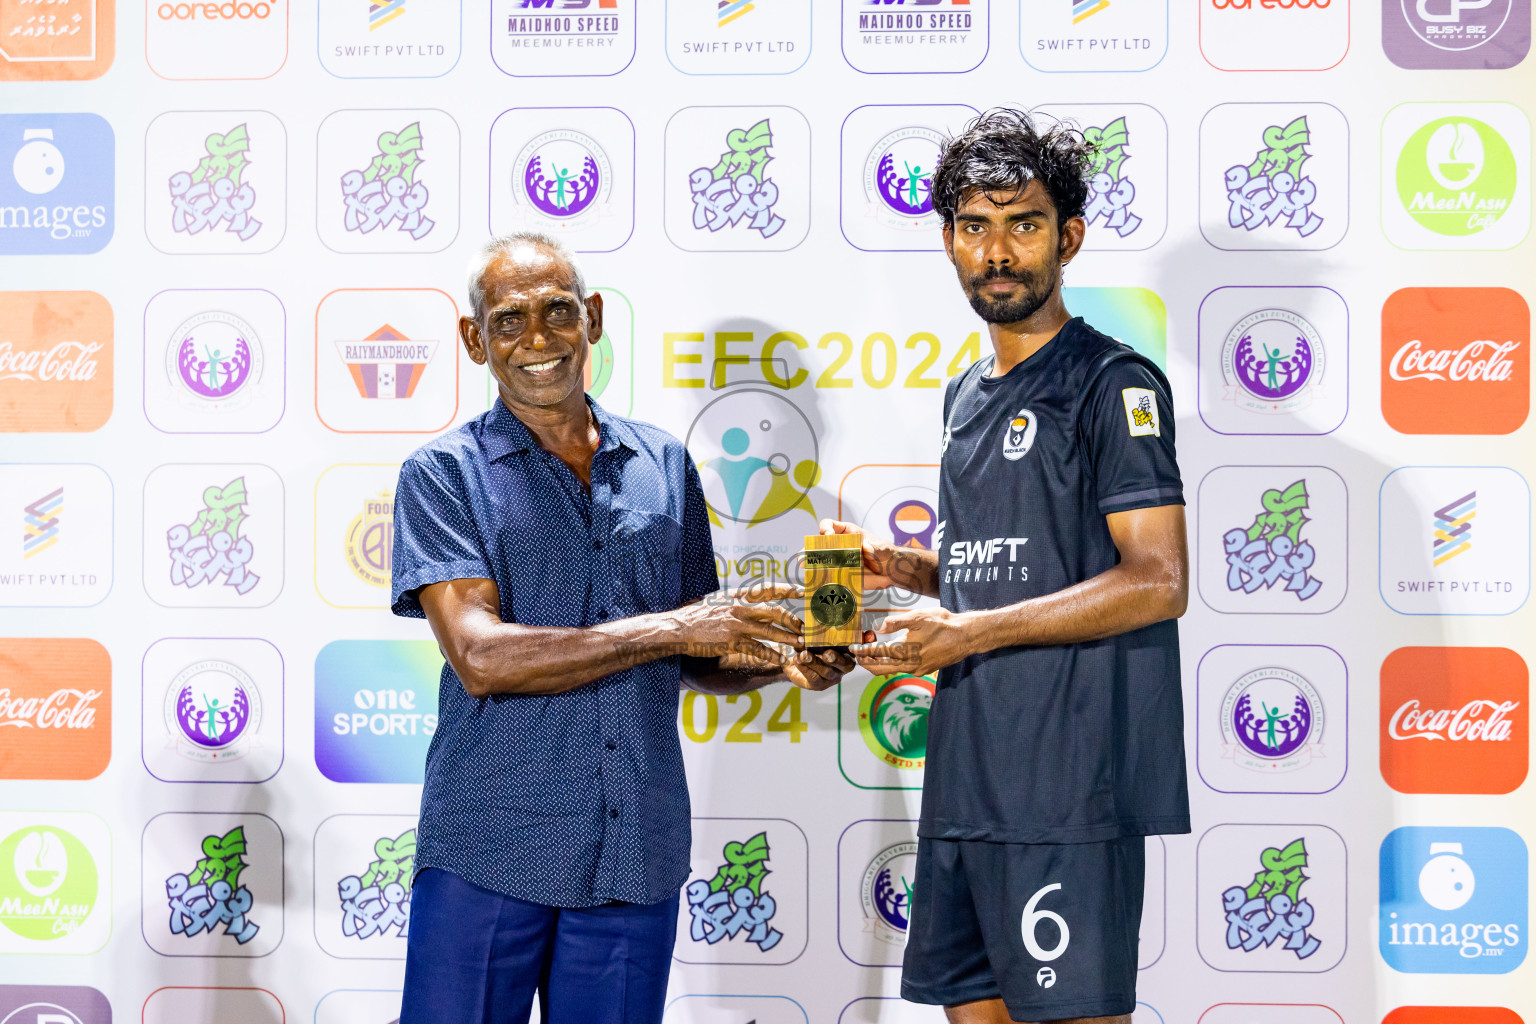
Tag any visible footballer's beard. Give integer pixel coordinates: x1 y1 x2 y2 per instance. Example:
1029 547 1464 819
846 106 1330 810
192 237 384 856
962 262 1060 326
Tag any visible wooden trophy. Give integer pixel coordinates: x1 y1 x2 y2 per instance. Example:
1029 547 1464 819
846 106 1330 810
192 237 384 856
803 533 863 651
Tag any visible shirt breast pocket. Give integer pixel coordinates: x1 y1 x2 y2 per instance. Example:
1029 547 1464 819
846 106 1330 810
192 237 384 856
611 507 684 611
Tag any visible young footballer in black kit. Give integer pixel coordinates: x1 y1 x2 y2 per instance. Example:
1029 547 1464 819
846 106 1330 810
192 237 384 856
821 109 1191 1024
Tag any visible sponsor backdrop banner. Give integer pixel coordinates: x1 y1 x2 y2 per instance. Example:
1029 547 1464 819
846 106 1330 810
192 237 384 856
1 2 1532 1023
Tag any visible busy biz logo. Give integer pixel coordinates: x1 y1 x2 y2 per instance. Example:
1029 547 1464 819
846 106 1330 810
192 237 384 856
1035 104 1169 252
666 106 809 251
0 638 110 781
337 122 435 242
1200 0 1349 71
1200 104 1347 251
0 290 113 434
316 289 458 432
842 0 987 75
858 674 934 771
162 826 262 946
0 985 112 1024
1220 838 1323 961
312 815 416 958
145 111 285 254
0 465 111 608
338 829 415 943
0 0 114 82
1384 0 1531 69
317 0 460 77
144 464 282 608
1378 466 1530 616
1222 480 1324 602
314 641 440 784
0 115 112 255
1083 117 1142 238
317 109 458 254
166 477 261 597
860 840 917 948
0 814 109 954
146 0 287 80
1220 666 1327 775
689 119 785 241
1022 0 1167 72
493 0 633 76
684 832 784 952
1198 466 1346 615
142 812 282 957
1197 824 1345 972
1381 287 1529 435
1380 646 1528 795
1225 117 1324 241
666 0 809 74
1380 827 1527 973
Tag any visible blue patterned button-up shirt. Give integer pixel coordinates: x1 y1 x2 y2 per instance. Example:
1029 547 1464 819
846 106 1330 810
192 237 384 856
390 396 720 908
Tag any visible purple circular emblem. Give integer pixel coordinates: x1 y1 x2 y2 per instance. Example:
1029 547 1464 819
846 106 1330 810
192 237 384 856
1221 308 1326 409
875 137 938 216
518 131 608 220
1231 676 1314 759
165 659 261 760
170 310 259 401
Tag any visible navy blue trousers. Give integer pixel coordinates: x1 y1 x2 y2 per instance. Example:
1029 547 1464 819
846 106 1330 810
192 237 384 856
400 868 679 1024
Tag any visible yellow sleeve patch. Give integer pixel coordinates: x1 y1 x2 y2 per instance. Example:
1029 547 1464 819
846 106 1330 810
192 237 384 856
1122 387 1160 437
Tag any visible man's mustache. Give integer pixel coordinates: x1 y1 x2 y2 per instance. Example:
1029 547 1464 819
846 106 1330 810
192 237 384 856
969 266 1035 287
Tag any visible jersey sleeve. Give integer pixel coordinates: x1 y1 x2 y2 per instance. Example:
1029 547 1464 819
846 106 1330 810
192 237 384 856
390 452 495 619
678 456 722 605
1082 357 1185 516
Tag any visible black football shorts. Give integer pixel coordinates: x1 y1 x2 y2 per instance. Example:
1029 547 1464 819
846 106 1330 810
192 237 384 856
901 835 1145 1021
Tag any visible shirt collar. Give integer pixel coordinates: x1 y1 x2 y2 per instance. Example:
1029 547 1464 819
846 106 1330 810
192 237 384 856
482 394 633 462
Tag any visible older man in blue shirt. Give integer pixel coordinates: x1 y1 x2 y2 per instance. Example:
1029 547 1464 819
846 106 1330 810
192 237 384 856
390 232 849 1024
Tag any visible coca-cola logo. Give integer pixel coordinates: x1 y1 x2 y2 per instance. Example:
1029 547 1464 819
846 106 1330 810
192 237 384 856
1389 339 1519 382
0 688 103 729
1388 698 1519 742
0 340 103 383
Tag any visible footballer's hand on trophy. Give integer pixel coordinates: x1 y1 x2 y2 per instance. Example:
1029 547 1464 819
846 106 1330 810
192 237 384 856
849 607 975 678
818 518 906 592
782 647 856 692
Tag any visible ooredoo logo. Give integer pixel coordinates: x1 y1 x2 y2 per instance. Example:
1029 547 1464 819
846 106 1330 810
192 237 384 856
0 291 113 433
1201 0 1349 70
1380 647 1527 794
1382 287 1528 435
147 0 287 79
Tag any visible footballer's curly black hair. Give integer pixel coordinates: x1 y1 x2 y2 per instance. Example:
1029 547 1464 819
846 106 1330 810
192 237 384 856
930 108 1095 229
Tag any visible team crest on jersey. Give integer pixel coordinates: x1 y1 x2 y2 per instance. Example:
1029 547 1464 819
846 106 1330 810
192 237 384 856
1122 387 1161 437
1001 408 1038 461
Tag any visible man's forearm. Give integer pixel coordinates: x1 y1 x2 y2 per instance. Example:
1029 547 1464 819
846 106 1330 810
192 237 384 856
679 655 788 695
961 561 1186 653
454 610 707 697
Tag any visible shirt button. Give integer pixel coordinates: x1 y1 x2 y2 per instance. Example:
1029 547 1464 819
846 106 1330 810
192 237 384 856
610 809 619 819
593 540 603 550
606 740 616 750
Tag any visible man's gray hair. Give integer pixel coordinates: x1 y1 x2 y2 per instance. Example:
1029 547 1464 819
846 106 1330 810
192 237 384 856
465 231 587 319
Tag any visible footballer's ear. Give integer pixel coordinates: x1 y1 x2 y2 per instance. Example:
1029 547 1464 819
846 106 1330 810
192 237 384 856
941 220 956 265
